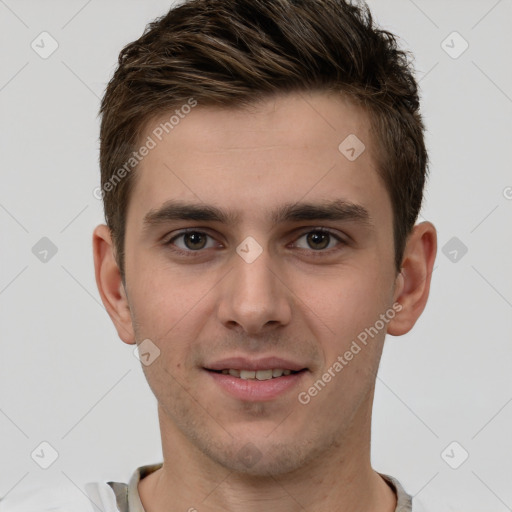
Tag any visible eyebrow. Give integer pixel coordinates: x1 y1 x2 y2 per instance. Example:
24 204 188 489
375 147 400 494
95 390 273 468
142 198 372 233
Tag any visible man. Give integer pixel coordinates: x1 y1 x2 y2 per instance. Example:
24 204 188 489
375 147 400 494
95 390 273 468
94 0 437 510
1 0 436 510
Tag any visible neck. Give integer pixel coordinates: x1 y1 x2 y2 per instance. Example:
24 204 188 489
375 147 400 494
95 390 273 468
138 397 396 512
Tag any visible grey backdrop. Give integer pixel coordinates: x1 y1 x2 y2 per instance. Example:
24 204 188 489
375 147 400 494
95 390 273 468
1 0 511 510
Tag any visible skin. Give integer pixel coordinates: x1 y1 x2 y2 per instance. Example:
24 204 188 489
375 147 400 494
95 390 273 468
93 91 437 512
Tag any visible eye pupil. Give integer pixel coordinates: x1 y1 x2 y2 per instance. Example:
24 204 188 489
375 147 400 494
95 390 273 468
307 231 329 250
185 232 207 250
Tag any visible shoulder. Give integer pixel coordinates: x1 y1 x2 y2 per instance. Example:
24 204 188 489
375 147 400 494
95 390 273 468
0 481 119 512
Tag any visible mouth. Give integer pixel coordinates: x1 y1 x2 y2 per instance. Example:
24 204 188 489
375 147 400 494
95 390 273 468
207 368 306 380
203 358 309 401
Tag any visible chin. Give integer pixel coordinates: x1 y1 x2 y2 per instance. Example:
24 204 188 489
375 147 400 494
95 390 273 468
202 436 323 477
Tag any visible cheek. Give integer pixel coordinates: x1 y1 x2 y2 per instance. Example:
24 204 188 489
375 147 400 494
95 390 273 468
130 250 213 322
302 266 391 341
127 268 206 357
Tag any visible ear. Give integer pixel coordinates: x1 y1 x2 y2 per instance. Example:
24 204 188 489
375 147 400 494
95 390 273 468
387 221 437 336
92 224 135 345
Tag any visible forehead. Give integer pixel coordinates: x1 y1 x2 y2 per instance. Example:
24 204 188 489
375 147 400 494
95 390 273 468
127 91 390 230
146 92 375 158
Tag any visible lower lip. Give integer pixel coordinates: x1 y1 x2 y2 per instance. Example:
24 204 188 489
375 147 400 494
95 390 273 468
206 370 307 401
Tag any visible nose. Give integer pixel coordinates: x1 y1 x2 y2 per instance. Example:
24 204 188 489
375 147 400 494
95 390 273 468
216 245 292 336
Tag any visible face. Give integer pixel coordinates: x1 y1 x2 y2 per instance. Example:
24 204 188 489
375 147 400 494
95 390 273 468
120 92 401 476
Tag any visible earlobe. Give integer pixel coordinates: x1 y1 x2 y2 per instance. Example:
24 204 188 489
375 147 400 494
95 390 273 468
387 221 437 336
92 224 135 345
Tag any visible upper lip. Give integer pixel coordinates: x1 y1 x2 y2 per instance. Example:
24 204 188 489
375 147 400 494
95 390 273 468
205 356 307 372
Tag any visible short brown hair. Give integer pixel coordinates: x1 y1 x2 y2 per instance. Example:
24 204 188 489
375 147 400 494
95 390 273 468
99 0 428 280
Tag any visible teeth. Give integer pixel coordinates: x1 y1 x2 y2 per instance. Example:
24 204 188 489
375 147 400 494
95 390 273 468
256 369 273 380
221 369 295 380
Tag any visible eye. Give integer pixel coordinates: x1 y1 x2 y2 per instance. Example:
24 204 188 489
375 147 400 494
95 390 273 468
163 228 346 258
293 229 345 252
165 230 218 253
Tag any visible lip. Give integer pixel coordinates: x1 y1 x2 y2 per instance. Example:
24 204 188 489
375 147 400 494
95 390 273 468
203 356 309 402
206 368 307 401
205 356 307 372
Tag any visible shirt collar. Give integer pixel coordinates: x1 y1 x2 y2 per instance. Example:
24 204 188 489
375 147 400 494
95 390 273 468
112 464 412 512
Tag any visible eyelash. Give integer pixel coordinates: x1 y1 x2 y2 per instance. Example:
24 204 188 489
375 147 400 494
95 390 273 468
163 228 347 258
